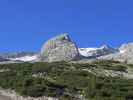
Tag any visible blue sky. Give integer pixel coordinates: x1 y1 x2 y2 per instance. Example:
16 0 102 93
0 0 133 52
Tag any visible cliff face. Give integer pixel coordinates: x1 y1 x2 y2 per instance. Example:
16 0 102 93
40 34 79 62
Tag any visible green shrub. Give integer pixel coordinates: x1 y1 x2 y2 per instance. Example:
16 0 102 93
0 60 132 99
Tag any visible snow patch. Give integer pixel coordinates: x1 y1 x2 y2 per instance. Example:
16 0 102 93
9 55 38 62
78 48 98 57
120 50 126 54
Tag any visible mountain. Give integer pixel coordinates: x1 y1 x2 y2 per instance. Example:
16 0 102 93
0 52 36 58
40 33 79 62
0 52 37 62
0 56 10 62
0 34 133 64
79 45 118 58
99 42 133 64
0 34 133 100
9 55 38 62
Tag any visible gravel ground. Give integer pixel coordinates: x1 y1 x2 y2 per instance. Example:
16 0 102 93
0 95 11 100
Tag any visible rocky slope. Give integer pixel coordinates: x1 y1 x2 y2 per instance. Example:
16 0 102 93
40 34 79 62
99 42 133 64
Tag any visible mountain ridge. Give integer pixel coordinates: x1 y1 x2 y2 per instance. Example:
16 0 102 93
0 34 133 63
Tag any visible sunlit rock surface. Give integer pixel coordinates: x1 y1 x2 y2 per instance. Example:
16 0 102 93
40 34 79 62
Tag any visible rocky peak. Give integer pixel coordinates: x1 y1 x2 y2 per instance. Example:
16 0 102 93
99 42 133 64
40 34 79 62
119 42 133 53
100 44 111 49
51 33 71 41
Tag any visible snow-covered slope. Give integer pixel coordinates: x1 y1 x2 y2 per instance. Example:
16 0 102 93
79 45 118 58
9 55 38 62
78 48 98 57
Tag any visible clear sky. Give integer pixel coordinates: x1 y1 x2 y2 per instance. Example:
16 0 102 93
0 0 133 52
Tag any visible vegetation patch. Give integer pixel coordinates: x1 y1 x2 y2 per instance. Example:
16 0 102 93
0 60 132 100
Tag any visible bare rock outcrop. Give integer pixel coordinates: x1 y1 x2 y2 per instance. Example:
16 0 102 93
99 42 133 64
40 34 79 62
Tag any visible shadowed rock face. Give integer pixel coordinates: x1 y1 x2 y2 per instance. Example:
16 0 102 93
0 56 10 62
40 34 79 62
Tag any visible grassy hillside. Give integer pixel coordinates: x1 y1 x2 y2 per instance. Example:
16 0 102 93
0 60 133 100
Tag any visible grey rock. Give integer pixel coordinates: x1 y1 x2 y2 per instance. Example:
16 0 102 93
40 33 79 62
99 42 133 64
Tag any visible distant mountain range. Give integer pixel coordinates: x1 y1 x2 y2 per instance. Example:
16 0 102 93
79 45 118 58
0 34 133 63
0 52 37 62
